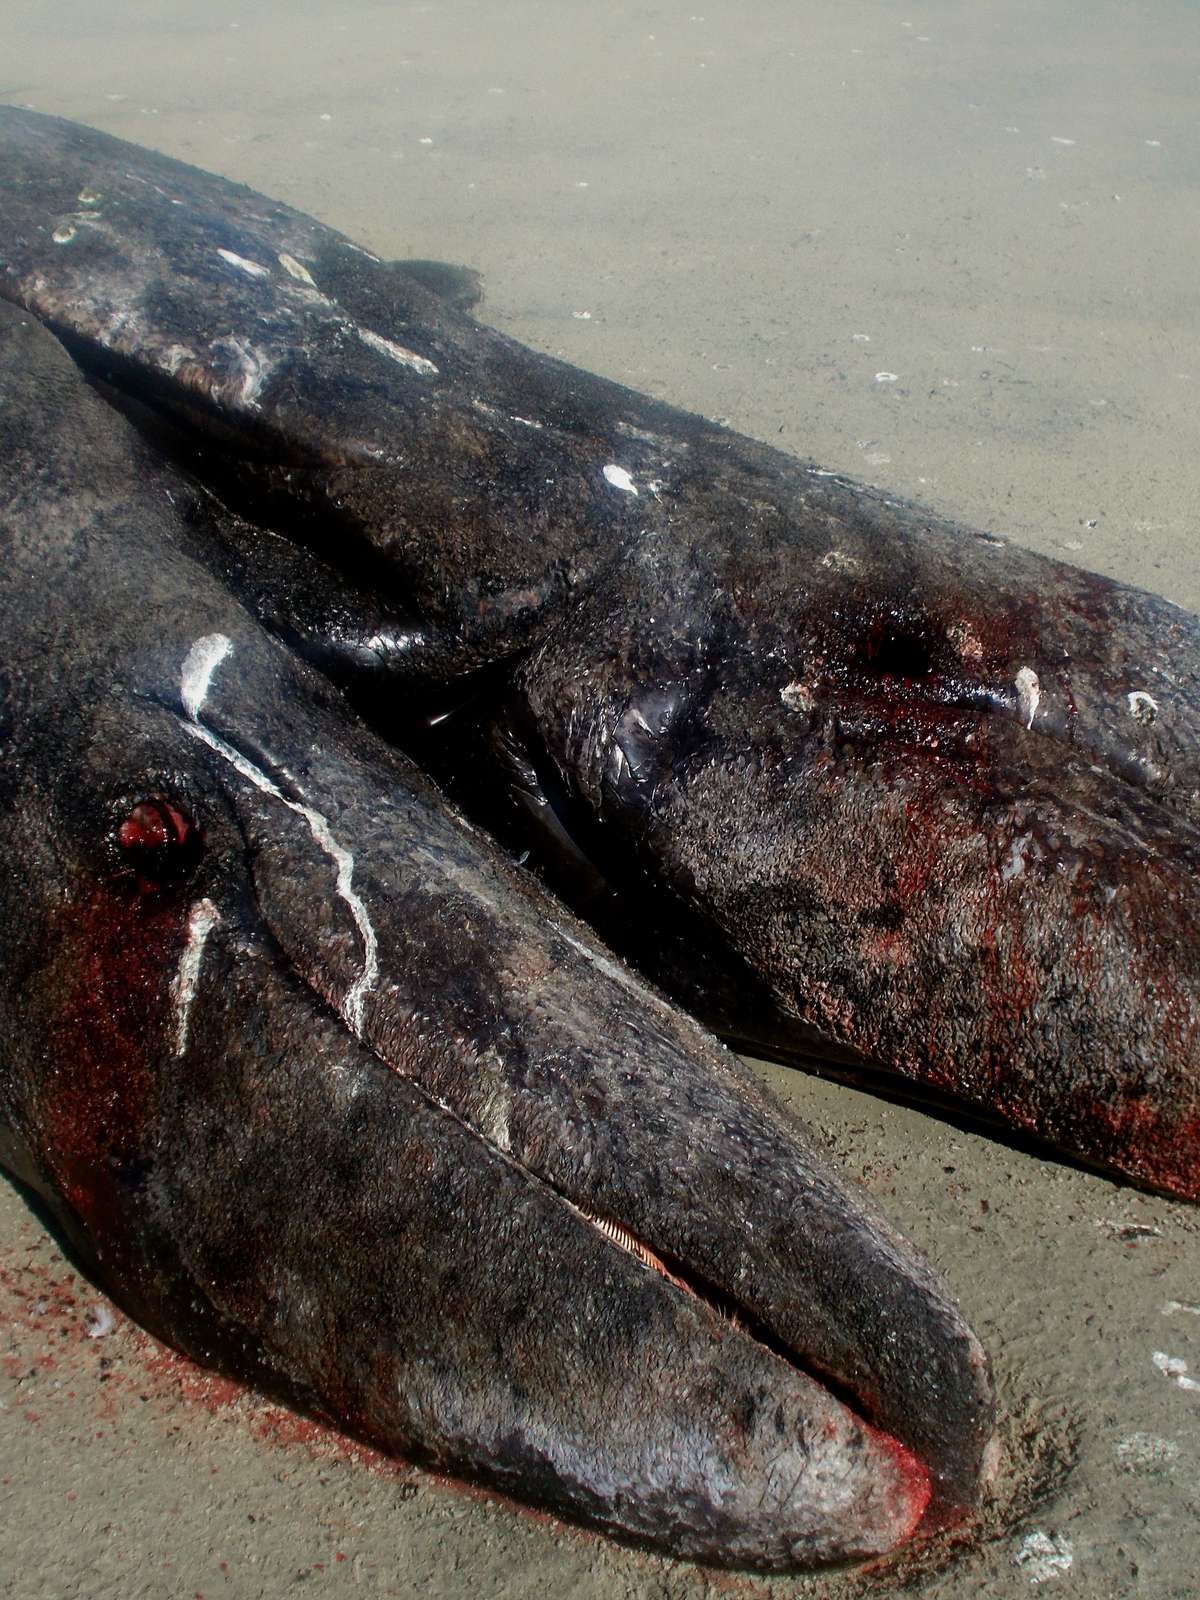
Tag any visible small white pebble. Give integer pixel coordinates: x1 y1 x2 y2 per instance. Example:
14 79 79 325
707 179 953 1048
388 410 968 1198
1014 1531 1074 1584
572 310 593 320
419 136 434 145
1116 1432 1180 1471
319 112 332 122
1051 136 1076 146
874 371 898 383
86 1304 116 1339
1152 1350 1200 1391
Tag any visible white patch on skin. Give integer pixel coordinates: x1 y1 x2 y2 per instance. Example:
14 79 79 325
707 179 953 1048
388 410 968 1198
277 252 316 285
1014 1532 1073 1584
162 343 199 375
602 463 637 495
179 634 379 1036
1127 690 1159 723
780 680 816 714
357 326 439 376
1002 833 1033 882
341 240 382 263
510 414 543 429
93 305 144 353
549 920 652 1006
1152 1350 1200 1392
217 248 271 279
948 619 984 663
478 1082 513 1154
210 337 274 409
170 898 221 1056
181 633 233 718
820 549 862 574
1015 665 1041 730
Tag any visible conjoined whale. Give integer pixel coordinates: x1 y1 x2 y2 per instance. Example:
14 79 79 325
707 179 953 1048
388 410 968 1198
0 297 992 1566
0 105 1197 1567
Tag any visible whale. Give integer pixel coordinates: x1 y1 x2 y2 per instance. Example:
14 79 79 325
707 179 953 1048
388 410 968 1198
1 107 1194 1201
0 297 999 1566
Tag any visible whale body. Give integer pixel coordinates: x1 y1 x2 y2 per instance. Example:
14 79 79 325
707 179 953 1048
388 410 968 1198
1 107 1195 1200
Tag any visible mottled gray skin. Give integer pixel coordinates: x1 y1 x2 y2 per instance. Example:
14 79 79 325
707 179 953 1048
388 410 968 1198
2 110 1194 1202
0 301 1000 1564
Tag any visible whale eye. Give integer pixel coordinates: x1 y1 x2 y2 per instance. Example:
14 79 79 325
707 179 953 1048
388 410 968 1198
117 798 200 889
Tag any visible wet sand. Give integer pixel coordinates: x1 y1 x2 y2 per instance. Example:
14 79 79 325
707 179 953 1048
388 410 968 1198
2 3 1198 1596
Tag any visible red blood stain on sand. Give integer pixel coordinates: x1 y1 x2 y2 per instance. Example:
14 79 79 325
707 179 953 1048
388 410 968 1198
0 1232 407 1479
0 1229 863 1595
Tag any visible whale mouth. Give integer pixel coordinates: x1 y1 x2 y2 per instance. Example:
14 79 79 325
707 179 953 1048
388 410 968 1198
145 604 994 1540
154 845 940 1567
571 1200 898 1447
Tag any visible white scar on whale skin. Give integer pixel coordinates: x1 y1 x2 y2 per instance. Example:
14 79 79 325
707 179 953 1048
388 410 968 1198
356 326 439 376
179 633 379 1036
1015 665 1041 730
171 898 221 1055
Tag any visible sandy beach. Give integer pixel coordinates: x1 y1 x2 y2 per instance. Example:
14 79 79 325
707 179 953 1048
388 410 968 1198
2 3 1198 1596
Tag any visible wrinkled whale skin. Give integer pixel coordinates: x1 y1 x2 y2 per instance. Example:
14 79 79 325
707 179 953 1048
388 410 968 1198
1 107 1194 1200
0 299 1000 1566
